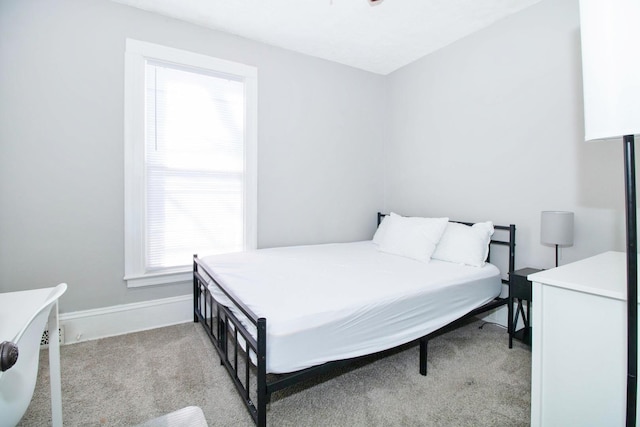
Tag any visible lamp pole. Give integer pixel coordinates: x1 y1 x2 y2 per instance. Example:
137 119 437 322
624 134 637 426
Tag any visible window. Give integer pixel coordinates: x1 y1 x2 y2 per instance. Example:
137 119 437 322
124 39 257 287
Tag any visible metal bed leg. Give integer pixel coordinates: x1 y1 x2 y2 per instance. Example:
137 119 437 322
257 318 267 427
419 336 428 376
193 293 199 322
193 255 200 323
508 295 513 348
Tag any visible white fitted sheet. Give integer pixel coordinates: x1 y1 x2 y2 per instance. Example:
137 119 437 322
200 241 502 374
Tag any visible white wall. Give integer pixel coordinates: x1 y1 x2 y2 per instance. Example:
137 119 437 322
1 0 630 316
384 0 626 270
0 0 385 312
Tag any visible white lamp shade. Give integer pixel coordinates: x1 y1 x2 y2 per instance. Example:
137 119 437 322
579 0 640 141
541 211 574 246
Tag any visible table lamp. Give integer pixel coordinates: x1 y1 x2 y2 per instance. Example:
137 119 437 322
579 0 640 424
540 211 574 267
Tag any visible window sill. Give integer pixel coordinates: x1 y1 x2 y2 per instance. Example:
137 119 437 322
124 269 191 288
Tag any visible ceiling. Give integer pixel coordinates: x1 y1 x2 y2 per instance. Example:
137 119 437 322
111 0 542 75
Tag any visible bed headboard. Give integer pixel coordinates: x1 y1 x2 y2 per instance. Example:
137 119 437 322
376 212 516 284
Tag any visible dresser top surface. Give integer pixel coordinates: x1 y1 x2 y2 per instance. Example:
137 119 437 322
527 251 634 301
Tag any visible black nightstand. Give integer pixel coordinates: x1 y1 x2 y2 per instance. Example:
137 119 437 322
509 267 542 348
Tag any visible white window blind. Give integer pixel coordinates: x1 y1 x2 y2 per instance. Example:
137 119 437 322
145 61 245 270
124 39 257 287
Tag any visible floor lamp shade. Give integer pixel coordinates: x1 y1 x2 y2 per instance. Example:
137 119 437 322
541 211 574 247
579 0 640 140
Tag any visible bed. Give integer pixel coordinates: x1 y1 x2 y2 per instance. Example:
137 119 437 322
193 213 516 426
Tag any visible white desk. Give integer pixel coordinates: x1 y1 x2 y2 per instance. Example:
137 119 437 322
529 251 638 427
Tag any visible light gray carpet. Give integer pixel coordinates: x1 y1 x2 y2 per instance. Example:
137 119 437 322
19 320 530 426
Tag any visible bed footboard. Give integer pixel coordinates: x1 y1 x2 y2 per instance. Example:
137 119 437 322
193 256 267 427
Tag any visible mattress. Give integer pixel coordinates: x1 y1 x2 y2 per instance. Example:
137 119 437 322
200 241 502 374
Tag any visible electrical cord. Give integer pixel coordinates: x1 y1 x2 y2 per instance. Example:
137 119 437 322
478 321 507 330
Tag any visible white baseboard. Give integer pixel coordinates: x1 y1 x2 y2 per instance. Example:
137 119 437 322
478 305 508 328
478 303 531 330
59 294 192 344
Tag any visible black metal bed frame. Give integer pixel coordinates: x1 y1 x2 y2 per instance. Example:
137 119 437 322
193 213 516 426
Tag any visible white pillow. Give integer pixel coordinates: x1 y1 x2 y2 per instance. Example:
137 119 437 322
372 215 390 245
378 213 449 262
432 221 495 267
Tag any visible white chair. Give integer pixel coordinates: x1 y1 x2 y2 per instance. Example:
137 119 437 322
0 283 67 427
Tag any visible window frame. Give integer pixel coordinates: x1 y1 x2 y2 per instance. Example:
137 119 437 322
123 39 258 288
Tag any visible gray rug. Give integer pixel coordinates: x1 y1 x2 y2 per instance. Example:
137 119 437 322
19 320 530 426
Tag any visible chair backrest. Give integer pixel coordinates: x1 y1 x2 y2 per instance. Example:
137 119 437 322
0 283 67 427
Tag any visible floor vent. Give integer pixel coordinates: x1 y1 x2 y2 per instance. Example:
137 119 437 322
41 326 65 347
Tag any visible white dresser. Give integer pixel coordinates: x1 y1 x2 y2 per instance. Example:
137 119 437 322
528 251 639 426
